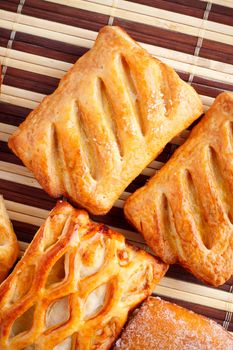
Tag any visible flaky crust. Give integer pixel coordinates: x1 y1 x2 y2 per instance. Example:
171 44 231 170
114 297 233 349
0 201 167 350
125 92 233 286
0 196 19 283
8 26 203 215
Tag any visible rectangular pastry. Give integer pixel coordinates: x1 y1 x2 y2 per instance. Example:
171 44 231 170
125 92 233 286
0 201 167 350
114 297 233 349
8 26 203 215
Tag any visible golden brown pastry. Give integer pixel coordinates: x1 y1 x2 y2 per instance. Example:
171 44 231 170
0 195 19 283
0 201 167 350
114 297 233 350
124 92 233 286
8 26 203 215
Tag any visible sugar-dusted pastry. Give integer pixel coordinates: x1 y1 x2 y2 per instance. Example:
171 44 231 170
0 195 19 283
114 297 233 350
8 26 203 215
125 92 233 286
0 201 167 350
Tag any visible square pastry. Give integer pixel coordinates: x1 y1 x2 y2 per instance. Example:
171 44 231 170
0 201 167 350
125 92 233 286
114 297 233 349
8 26 203 214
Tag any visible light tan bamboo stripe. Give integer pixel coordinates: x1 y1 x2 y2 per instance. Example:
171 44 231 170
1 41 232 79
0 158 158 207
0 85 212 113
1 21 233 84
0 159 162 181
43 0 233 43
155 286 233 313
5 199 145 244
200 0 233 8
0 160 156 193
74 0 233 11
4 200 233 313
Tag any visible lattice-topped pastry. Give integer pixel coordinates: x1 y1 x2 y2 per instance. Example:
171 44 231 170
125 92 233 286
0 195 19 283
0 201 167 350
114 297 233 349
8 26 203 215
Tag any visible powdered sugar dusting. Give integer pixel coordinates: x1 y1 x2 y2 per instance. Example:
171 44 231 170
114 297 233 349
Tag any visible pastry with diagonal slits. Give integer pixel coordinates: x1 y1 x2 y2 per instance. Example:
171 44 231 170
0 195 19 283
125 92 233 286
0 201 167 350
114 297 233 349
8 26 203 215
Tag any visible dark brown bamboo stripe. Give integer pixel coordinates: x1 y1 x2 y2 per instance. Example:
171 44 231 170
193 76 233 92
0 28 12 43
167 265 233 291
209 11 233 27
13 32 88 63
23 0 109 31
12 220 40 243
210 4 233 26
191 83 227 98
0 144 23 166
0 102 30 125
153 295 229 327
113 18 198 55
126 0 206 18
4 68 59 95
0 0 19 12
0 177 133 231
200 39 233 65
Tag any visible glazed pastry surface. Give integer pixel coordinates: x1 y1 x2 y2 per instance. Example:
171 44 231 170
0 201 167 350
125 92 233 286
8 26 203 215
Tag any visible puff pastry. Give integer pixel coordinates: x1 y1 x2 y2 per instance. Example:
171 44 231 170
0 195 19 283
8 26 203 215
0 201 167 350
114 297 233 349
125 92 233 286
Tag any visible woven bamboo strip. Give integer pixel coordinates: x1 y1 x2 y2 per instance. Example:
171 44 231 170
0 160 153 206
1 50 232 87
1 40 232 78
5 200 144 243
116 0 231 35
201 0 233 8
155 286 233 313
0 85 212 112
0 94 38 109
4 200 233 312
43 0 233 44
1 14 233 83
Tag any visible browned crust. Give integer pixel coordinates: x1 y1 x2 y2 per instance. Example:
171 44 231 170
0 201 167 350
8 26 203 215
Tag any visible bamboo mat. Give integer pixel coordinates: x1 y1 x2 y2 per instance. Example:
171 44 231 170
0 0 233 334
